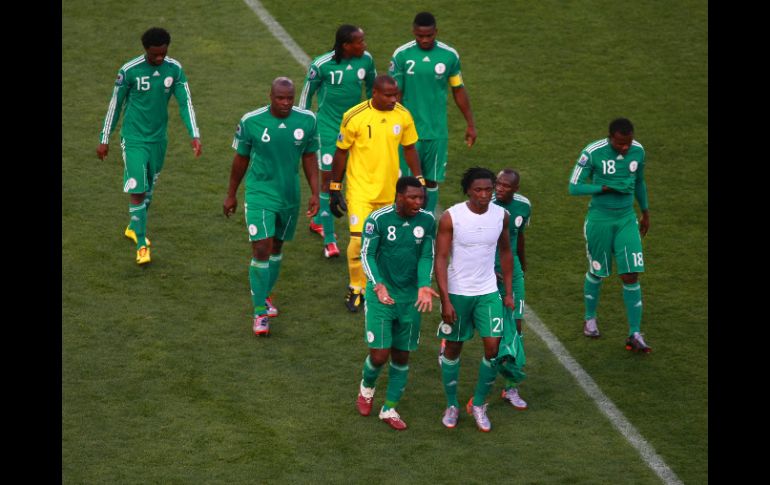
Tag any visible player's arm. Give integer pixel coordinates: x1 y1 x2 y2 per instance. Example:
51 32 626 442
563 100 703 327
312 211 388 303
172 67 202 157
634 154 650 236
403 144 422 179
361 218 392 304
302 151 320 218
498 212 515 311
568 151 608 195
451 85 476 147
415 217 439 312
518 213 529 272
223 121 250 217
388 54 404 102
364 54 376 99
97 69 129 160
434 212 457 323
329 116 357 217
298 63 321 110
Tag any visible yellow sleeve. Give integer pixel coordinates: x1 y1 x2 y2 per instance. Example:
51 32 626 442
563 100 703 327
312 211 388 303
400 110 419 146
336 116 357 150
449 73 464 87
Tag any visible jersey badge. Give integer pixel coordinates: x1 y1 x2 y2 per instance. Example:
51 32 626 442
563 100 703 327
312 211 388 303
393 124 401 135
235 124 242 137
115 72 124 86
413 226 424 238
124 178 137 191
577 153 589 166
434 63 446 75
357 68 366 80
309 68 317 79
337 133 344 142
164 76 174 88
365 222 375 235
629 161 638 172
322 154 333 166
350 214 359 225
591 260 602 271
249 224 258 236
440 323 453 335
294 129 305 140
515 216 523 228
367 331 375 343
388 60 395 72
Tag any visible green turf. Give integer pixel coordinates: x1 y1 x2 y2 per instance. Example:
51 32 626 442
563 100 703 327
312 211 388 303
63 0 707 483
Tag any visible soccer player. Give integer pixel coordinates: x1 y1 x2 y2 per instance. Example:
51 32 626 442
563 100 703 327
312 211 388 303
329 74 424 313
568 118 651 353
355 176 438 430
299 25 376 259
389 11 476 215
492 169 531 409
434 167 515 432
97 27 202 265
223 77 320 337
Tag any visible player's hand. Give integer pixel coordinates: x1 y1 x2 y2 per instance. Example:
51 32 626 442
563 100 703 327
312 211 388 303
191 138 202 157
329 189 347 218
223 195 237 218
306 194 319 218
503 294 516 312
97 144 109 160
465 125 477 147
374 283 394 305
440 299 457 325
415 286 439 312
639 211 650 237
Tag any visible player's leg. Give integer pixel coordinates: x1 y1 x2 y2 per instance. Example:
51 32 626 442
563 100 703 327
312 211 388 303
470 292 504 407
358 292 396 416
122 139 152 263
245 204 277 335
615 211 650 352
420 139 447 215
263 208 297 316
312 141 340 257
143 139 166 214
582 210 613 337
381 303 420 412
344 200 382 312
438 294 474 427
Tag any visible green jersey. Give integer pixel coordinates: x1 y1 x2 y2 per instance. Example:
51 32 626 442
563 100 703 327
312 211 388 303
298 50 376 136
389 40 463 140
232 106 319 210
100 55 200 144
569 138 649 211
494 193 531 272
361 204 436 301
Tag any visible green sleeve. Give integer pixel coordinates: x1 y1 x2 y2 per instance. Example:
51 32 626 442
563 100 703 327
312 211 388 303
365 56 376 99
417 218 436 287
634 158 649 211
361 218 383 286
299 64 321 110
568 152 603 196
389 54 404 94
304 116 320 154
172 69 200 139
99 69 129 144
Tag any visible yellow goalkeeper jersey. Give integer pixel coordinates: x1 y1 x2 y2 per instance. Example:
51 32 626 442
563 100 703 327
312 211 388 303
336 100 418 204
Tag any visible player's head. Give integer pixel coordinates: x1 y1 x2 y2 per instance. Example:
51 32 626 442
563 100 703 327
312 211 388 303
269 77 295 118
371 75 399 111
412 12 437 50
461 167 495 208
142 27 170 66
396 176 425 217
334 25 366 61
495 169 520 203
608 118 634 155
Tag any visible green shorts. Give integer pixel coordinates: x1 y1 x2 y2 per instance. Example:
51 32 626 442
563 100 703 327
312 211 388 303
436 291 504 342
498 256 525 320
243 202 299 242
364 287 422 351
317 128 338 173
398 138 448 182
121 138 167 194
584 206 645 277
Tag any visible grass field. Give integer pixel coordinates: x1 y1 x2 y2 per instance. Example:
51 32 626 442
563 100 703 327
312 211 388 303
62 0 707 483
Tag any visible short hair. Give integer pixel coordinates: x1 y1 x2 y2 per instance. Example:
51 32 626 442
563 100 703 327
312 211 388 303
461 167 496 193
609 118 634 136
333 24 361 63
373 74 397 90
271 76 294 92
396 176 423 194
413 12 436 27
141 27 171 49
498 168 520 184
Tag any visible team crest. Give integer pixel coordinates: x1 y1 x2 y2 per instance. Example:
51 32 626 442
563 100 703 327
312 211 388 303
629 161 638 172
322 154 333 166
115 72 124 85
515 216 523 228
367 331 375 343
413 226 424 238
365 222 375 234
249 224 258 236
163 76 174 88
124 178 137 191
434 63 446 75
393 124 401 135
592 260 602 271
440 323 452 335
294 128 304 140
350 214 359 225
357 68 366 80
578 154 589 166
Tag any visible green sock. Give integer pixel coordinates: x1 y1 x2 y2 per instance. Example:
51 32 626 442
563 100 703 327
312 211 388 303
249 258 270 316
128 202 147 248
361 355 383 388
383 362 409 411
584 272 603 319
267 254 283 296
623 282 643 335
425 186 439 214
144 189 153 212
505 379 517 390
472 357 498 406
440 355 460 408
316 192 336 244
